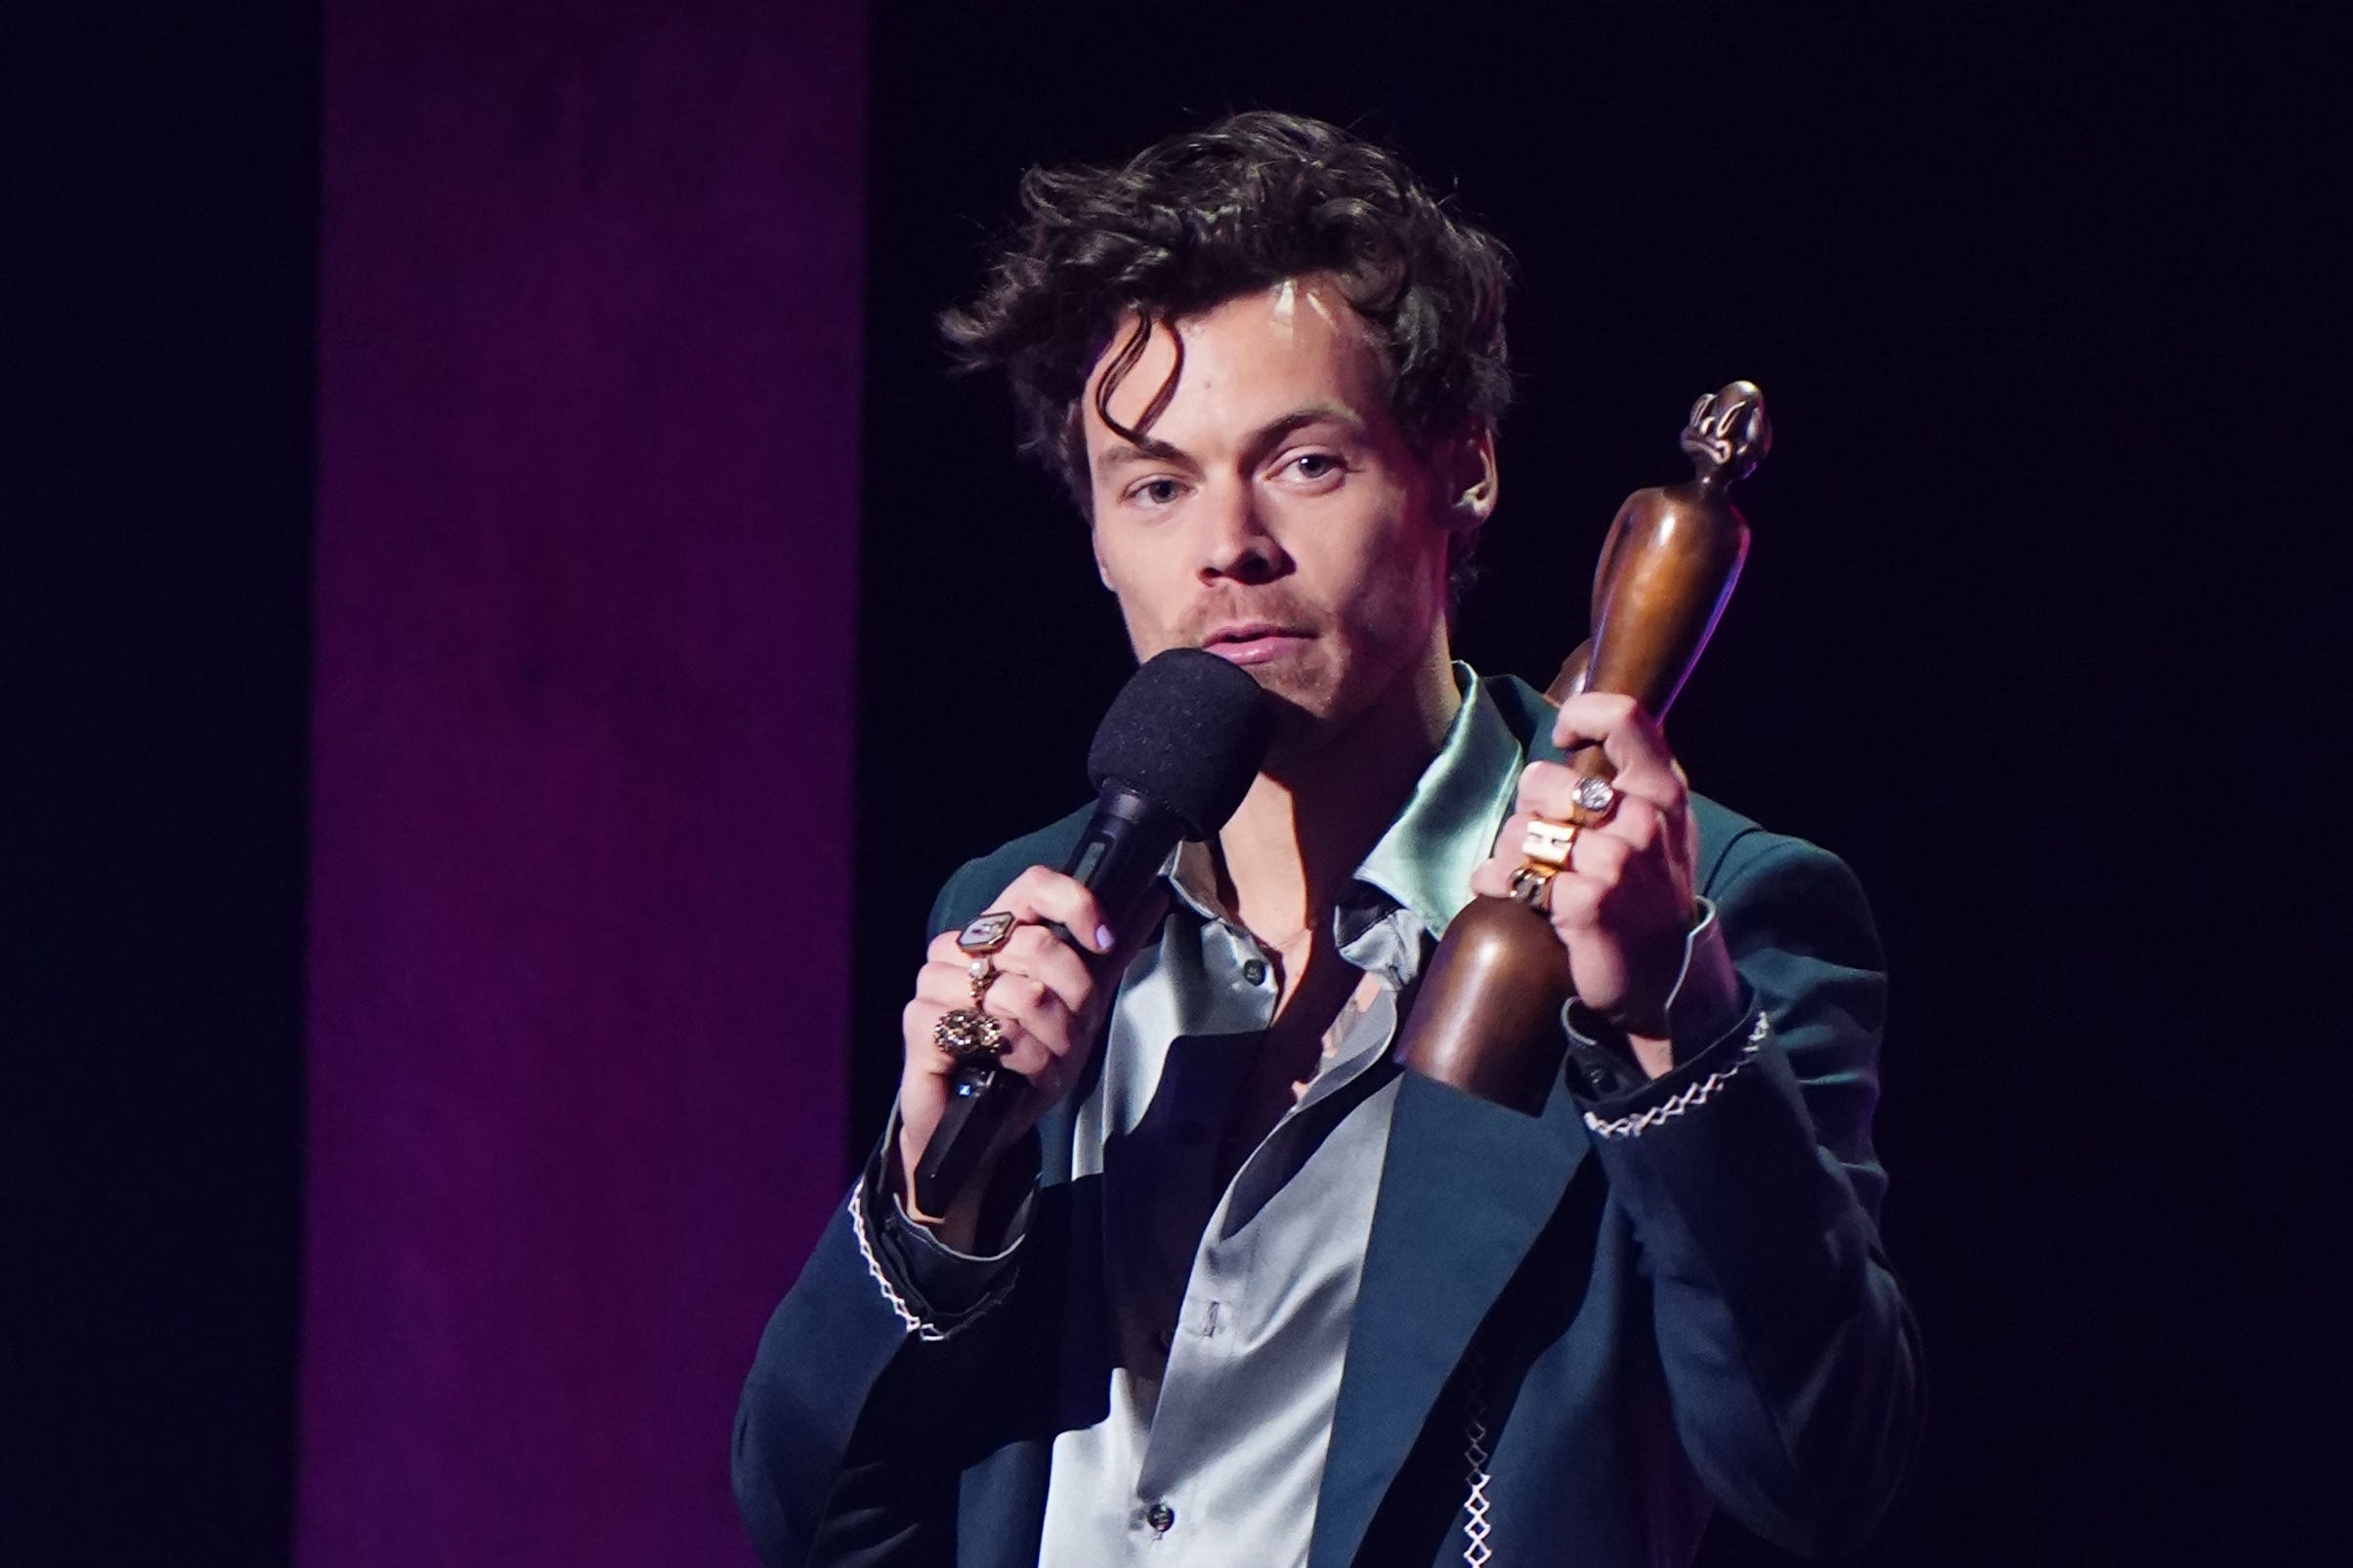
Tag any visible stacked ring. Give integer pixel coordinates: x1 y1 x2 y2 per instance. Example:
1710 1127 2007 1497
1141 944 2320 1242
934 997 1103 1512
1508 815 1584 913
966 955 999 1009
1520 818 1579 869
941 910 1018 1061
957 910 1017 956
1559 773 1619 828
933 1007 1007 1061
1506 863 1558 911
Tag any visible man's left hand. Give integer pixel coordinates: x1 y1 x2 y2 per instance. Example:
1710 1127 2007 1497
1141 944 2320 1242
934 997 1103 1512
1468 693 1731 1075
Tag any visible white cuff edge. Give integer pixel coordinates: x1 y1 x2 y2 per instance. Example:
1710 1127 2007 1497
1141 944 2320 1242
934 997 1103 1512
1581 1012 1771 1139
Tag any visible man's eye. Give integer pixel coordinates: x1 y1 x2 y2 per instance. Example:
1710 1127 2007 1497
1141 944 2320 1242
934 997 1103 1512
1288 452 1344 481
1130 478 1184 506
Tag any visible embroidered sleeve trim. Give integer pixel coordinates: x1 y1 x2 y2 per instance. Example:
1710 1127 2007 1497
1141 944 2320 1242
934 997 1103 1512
846 1181 1008 1342
1460 1350 1494 1568
1581 1012 1772 1139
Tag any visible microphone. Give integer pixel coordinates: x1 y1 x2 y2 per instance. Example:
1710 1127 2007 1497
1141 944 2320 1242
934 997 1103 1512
911 648 1270 1218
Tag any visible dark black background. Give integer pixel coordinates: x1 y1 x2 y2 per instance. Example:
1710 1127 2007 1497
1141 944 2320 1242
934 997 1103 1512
14 7 317 1566
15 4 2328 1564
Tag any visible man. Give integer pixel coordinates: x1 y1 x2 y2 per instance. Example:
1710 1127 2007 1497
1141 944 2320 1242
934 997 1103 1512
735 111 1919 1567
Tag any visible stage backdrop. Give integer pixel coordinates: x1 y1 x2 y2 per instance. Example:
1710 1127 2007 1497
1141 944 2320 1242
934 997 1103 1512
300 4 863 1564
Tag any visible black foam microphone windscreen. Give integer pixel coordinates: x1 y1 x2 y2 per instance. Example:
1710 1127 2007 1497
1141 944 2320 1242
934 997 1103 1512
913 648 1269 1216
1087 647 1272 842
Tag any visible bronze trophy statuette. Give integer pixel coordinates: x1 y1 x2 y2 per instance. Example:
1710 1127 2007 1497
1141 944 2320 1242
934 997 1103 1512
1398 382 1771 1115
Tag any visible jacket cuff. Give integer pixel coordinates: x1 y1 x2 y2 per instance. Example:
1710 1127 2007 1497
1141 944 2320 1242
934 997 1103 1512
1573 1007 1771 1138
851 1114 1033 1336
1561 900 1749 1100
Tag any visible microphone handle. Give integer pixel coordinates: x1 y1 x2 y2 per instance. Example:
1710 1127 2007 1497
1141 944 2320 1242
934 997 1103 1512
906 1060 1027 1222
910 786 1176 1218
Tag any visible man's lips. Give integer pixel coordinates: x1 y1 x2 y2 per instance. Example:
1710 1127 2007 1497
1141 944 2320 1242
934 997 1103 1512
1200 623 1313 665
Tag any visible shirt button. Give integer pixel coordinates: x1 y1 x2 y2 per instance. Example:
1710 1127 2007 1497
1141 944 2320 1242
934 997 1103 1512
1145 1501 1176 1535
1242 959 1267 985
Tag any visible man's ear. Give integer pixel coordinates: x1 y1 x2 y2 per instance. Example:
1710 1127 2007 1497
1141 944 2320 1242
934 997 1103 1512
1445 426 1499 530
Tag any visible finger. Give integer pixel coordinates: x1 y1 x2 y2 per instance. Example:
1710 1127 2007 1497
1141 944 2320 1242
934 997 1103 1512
1549 694 1687 810
906 974 1060 1082
1580 793 1661 855
979 972 1071 1080
914 960 972 1011
1514 762 1575 819
1544 869 1607 931
901 997 960 1075
994 924 1095 1017
935 913 1110 1000
1513 765 1657 846
1561 825 1631 886
1467 853 1518 900
1104 885 1170 970
1492 806 1537 853
992 867 1117 954
920 943 1078 1044
925 967 1027 1032
1490 807 1557 875
1477 806 1585 899
902 996 946 1046
1489 804 1563 887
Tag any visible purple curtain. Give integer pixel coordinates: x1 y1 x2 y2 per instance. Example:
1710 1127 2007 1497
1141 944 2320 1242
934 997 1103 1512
299 6 863 1563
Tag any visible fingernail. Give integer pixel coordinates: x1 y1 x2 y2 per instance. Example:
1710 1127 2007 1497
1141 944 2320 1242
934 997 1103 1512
1095 924 1115 952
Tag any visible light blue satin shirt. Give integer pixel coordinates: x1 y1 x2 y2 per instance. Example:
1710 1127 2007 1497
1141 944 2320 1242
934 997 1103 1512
1032 667 1523 1567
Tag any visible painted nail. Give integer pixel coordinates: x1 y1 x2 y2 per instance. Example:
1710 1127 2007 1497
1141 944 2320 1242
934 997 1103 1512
1095 924 1115 952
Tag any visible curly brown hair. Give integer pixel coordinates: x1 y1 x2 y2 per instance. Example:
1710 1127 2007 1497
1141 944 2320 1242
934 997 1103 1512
941 112 1514 519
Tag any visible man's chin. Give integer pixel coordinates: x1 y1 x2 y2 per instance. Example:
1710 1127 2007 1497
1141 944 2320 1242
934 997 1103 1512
1176 649 1347 767
1253 687 1348 773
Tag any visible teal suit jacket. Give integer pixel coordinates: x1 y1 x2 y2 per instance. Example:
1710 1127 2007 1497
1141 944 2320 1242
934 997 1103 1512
735 677 1920 1566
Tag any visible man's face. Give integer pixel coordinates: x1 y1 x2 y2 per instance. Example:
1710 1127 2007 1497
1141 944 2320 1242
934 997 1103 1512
1084 275 1492 756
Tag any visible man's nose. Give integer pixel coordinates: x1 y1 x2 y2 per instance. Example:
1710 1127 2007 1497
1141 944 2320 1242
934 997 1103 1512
1195 479 1285 585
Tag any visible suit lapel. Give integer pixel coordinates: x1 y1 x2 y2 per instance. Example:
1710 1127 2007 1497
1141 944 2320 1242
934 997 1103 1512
1305 674 1584 1567
1310 1064 1589 1568
1305 680 1755 1566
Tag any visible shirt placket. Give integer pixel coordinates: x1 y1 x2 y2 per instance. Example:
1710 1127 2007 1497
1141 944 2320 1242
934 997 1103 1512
1124 909 1413 1560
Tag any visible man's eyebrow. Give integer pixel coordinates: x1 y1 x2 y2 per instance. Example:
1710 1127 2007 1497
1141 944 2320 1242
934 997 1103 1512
1241 404 1365 462
1094 435 1188 470
1092 404 1368 474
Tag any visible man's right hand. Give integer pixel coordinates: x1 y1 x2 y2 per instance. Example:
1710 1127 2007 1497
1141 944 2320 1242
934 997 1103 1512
893 867 1132 1237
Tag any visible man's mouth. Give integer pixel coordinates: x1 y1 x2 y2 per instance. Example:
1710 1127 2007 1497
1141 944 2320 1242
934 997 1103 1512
1200 622 1313 666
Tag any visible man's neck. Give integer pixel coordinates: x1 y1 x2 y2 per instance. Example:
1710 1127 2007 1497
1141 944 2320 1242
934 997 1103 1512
1215 644 1462 944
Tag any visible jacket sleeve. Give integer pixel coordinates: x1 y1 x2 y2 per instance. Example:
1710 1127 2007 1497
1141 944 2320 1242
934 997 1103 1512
1564 829 1923 1557
731 860 1031 1568
730 1156 1029 1566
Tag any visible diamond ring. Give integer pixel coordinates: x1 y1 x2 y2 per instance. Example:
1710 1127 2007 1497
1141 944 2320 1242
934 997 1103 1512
1558 774 1618 828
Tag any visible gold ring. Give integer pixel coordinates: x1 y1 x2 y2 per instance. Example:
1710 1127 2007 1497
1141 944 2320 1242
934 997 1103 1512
933 1007 1007 1062
1506 864 1558 912
966 955 1000 1009
1558 773 1618 828
1520 818 1579 870
957 911 1017 956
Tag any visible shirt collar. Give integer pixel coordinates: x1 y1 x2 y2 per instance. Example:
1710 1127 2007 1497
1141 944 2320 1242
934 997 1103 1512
1164 661 1525 941
1348 661 1523 938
